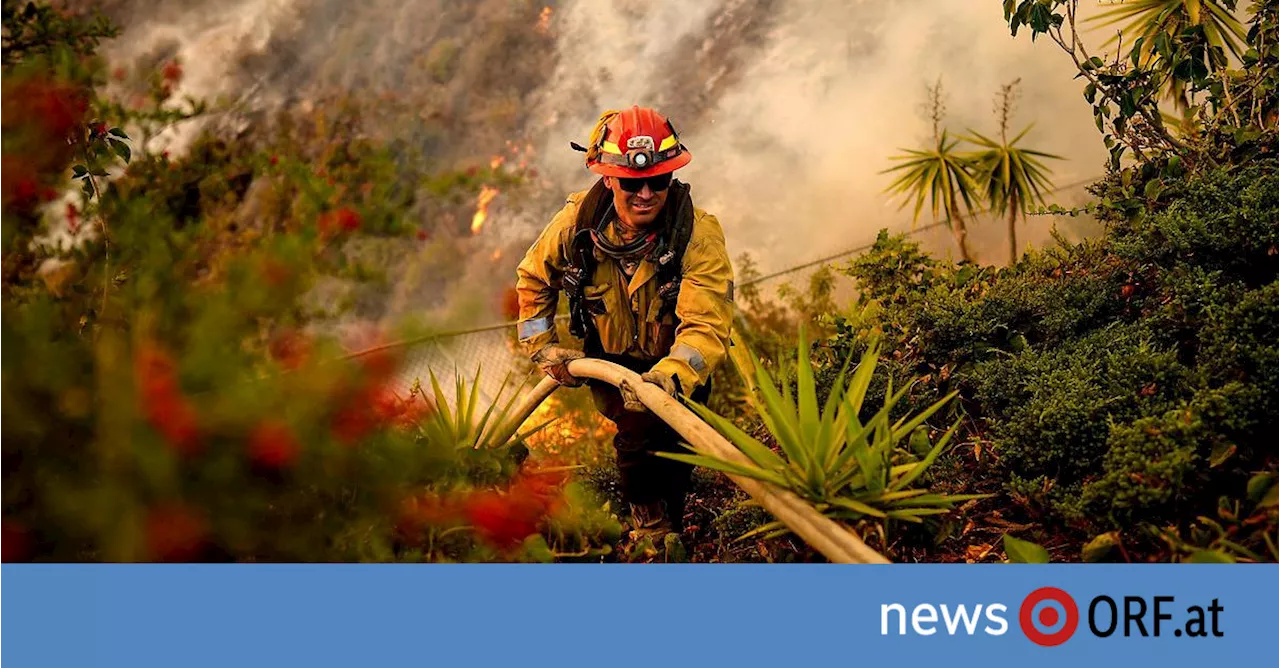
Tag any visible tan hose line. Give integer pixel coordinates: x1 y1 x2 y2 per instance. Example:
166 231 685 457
493 359 890 564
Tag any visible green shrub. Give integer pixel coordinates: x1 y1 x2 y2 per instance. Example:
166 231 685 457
974 323 1188 479
1082 407 1204 526
1197 283 1279 395
0 3 608 563
828 156 1277 557
1108 164 1279 287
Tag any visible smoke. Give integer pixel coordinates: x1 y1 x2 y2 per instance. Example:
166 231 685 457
51 0 1128 404
84 0 1116 296
532 0 1110 270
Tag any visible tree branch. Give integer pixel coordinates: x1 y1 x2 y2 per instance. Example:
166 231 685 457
1046 0 1183 155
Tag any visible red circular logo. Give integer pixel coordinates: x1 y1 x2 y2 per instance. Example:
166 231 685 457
1019 587 1079 646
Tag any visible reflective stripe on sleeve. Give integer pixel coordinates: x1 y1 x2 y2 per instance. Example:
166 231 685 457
517 315 555 341
670 343 707 374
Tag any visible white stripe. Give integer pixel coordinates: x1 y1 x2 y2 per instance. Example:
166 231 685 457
517 316 555 340
670 343 707 374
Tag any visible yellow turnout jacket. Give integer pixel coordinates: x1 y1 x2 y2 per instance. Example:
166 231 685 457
515 187 734 392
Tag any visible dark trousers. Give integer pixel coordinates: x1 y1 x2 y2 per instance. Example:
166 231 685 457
584 347 711 530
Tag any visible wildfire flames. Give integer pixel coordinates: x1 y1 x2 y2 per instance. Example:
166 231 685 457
470 185 500 235
535 6 553 34
521 394 614 456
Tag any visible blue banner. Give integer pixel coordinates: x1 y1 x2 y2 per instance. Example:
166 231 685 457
4 565 1277 667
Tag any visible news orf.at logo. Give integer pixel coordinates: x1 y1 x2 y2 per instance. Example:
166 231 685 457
881 587 1226 645
1019 587 1079 646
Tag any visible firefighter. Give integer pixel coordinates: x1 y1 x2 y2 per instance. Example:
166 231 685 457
515 106 734 539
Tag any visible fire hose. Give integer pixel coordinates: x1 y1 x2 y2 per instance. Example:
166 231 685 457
487 357 891 564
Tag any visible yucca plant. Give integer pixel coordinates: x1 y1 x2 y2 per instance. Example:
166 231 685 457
883 81 982 263
883 130 982 263
662 331 986 537
966 80 1062 265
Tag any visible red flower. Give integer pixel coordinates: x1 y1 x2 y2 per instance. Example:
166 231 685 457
111 66 128 81
14 176 39 200
464 468 568 551
1 521 32 562
1 155 58 211
161 60 183 84
369 387 436 429
268 154 279 166
396 493 464 541
330 399 376 445
396 392 436 427
134 344 202 456
18 79 89 141
416 229 429 241
356 346 400 383
145 505 207 562
65 202 81 235
327 376 381 445
134 344 176 391
247 420 301 469
371 386 405 423
465 491 539 550
317 207 361 236
148 398 201 455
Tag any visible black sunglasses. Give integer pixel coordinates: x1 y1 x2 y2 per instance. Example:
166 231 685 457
617 173 673 193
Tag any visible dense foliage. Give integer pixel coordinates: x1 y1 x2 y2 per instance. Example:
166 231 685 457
834 157 1276 558
1 1 616 563
3 0 1275 564
810 0 1278 561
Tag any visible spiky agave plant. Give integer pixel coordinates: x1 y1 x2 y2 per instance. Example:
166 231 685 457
663 331 986 537
412 368 554 452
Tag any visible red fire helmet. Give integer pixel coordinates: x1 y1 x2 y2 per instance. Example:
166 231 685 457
578 106 692 178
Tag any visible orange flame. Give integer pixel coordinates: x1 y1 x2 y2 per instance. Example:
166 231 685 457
490 155 506 170
470 185 500 235
536 6 553 34
491 247 503 262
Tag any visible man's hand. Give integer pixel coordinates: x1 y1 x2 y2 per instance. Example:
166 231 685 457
531 345 585 386
621 370 678 412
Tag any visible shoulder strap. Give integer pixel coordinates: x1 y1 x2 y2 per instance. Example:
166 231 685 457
653 180 695 317
562 179 613 340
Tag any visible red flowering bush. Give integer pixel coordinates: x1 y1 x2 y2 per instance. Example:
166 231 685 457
317 207 362 237
0 2 616 563
247 420 302 470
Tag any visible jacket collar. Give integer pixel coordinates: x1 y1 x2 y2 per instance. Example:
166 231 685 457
596 221 660 297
